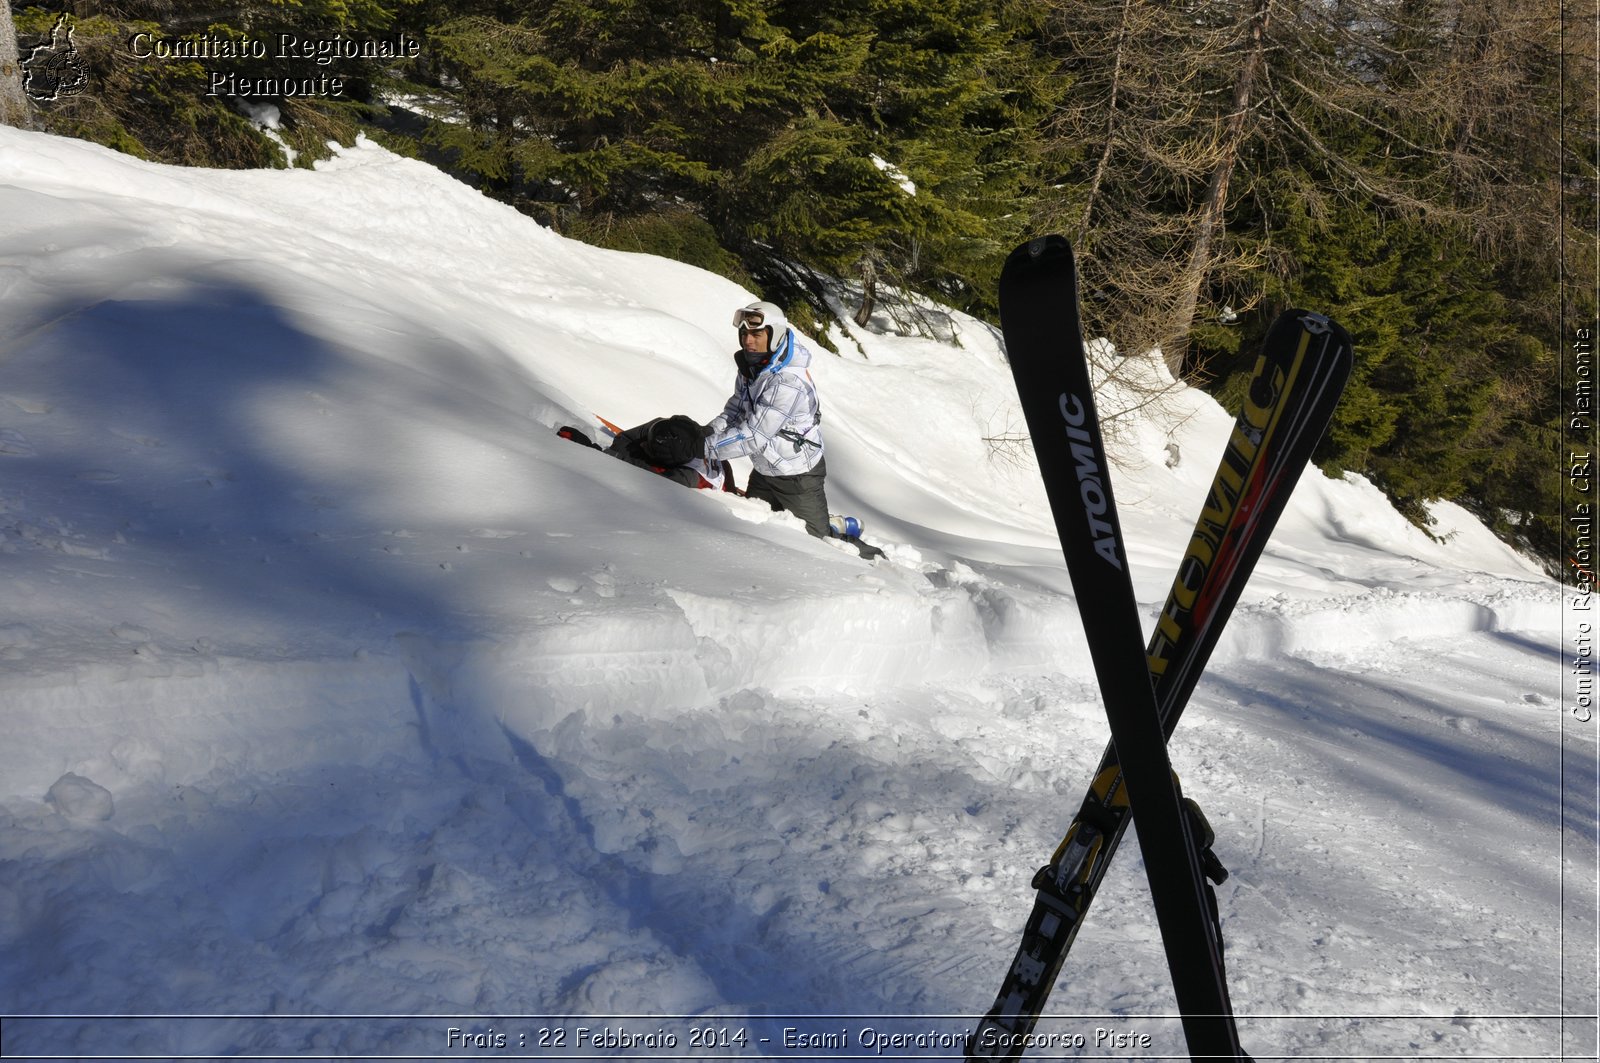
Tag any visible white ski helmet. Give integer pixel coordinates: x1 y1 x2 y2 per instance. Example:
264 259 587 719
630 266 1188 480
732 300 787 347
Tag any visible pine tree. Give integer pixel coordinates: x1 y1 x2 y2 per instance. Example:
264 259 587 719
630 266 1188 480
723 0 1053 324
415 0 1051 329
1191 0 1583 561
13 1 399 167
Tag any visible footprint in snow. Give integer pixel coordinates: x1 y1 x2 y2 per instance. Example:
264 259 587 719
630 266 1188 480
3 395 52 415
0 624 35 658
0 429 35 457
111 428 164 448
47 773 114 822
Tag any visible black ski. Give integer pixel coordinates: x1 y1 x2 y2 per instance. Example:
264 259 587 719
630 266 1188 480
969 235 1354 1061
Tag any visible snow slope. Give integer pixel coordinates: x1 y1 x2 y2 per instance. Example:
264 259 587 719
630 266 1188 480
0 127 1591 1061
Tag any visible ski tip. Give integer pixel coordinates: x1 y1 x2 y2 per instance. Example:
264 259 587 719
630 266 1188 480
1026 235 1057 259
1264 308 1357 382
1006 234 1074 268
1000 237 1078 301
1274 308 1354 352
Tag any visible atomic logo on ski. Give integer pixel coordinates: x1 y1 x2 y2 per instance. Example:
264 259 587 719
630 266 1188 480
1058 393 1122 569
1148 323 1320 682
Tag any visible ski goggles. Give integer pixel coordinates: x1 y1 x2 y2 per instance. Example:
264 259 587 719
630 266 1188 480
732 308 767 330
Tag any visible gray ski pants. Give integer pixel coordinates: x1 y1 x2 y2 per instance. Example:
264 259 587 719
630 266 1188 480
746 458 830 539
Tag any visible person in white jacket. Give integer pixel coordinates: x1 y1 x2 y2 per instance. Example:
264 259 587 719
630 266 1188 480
704 301 831 538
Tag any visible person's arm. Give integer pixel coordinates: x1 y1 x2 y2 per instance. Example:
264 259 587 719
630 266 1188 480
705 374 814 464
704 384 743 438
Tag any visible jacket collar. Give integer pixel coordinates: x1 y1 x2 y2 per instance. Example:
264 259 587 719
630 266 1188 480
736 328 795 378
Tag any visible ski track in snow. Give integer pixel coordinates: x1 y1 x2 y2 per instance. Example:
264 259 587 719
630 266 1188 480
0 127 1591 1062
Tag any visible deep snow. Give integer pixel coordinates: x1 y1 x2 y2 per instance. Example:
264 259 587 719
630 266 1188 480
0 126 1592 1061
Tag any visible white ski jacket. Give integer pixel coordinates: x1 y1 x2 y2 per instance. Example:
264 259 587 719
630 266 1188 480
705 329 824 477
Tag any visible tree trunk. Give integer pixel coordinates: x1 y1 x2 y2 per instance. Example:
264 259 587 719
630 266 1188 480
854 254 878 328
1075 0 1136 245
1165 0 1274 374
0 2 33 128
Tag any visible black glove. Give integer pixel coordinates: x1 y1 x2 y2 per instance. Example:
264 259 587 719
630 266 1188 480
557 425 599 449
642 415 703 467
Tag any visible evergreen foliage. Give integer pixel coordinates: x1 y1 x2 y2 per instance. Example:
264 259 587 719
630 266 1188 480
14 1 396 168
409 0 1052 322
1139 0 1582 566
